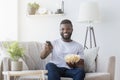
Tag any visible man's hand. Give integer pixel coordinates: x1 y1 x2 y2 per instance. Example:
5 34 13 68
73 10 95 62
40 41 53 59
45 41 53 53
66 62 76 68
75 59 84 68
66 59 84 68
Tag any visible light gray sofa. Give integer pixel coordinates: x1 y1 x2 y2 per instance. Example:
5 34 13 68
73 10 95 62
0 42 116 80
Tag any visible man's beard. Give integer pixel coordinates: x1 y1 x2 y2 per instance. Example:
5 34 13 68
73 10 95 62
61 33 72 40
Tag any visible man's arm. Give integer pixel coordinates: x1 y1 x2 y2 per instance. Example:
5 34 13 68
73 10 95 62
40 41 53 59
76 45 84 68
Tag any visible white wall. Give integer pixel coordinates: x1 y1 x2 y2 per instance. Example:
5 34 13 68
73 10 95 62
0 0 18 41
18 0 120 80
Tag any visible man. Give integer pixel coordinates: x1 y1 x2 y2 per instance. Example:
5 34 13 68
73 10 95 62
40 19 85 80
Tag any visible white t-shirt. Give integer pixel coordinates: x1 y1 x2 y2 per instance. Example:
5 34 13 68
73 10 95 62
49 39 84 68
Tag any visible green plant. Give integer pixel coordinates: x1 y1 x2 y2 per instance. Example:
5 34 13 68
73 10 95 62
28 2 40 10
4 41 24 61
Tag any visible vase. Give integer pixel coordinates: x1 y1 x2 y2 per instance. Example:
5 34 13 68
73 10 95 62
28 7 36 15
11 61 23 71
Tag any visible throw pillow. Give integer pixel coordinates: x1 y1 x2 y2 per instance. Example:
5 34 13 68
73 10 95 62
84 47 99 73
0 47 10 60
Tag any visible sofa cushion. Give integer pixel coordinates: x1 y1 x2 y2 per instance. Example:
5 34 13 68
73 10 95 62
61 77 73 80
19 76 73 80
84 47 99 72
0 48 10 59
19 73 110 80
85 72 110 80
20 42 46 70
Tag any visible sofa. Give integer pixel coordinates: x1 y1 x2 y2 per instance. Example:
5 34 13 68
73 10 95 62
0 41 115 80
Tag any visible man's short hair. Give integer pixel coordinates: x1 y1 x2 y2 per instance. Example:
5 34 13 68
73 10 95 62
60 19 73 27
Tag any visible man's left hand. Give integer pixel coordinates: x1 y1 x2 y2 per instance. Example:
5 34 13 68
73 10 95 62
75 59 84 68
66 59 84 68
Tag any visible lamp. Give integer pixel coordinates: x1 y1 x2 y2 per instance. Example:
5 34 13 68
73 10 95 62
78 1 100 49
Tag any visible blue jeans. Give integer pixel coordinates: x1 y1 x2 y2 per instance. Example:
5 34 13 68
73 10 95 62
46 63 85 80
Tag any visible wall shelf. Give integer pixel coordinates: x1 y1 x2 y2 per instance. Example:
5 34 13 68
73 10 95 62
27 13 64 17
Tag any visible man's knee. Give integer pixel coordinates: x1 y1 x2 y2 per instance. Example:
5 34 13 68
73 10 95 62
46 63 56 69
77 68 85 77
78 68 85 73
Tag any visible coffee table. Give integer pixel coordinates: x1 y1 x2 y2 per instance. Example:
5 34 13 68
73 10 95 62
2 70 47 80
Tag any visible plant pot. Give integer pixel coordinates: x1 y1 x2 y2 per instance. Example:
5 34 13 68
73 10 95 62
28 7 37 15
11 61 23 71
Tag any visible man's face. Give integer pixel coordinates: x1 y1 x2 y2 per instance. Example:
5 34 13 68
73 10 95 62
60 24 73 40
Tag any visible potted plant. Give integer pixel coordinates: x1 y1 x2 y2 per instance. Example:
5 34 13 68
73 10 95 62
28 2 40 15
4 41 24 71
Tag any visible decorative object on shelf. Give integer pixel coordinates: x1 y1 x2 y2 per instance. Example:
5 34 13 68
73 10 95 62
55 9 63 14
78 1 100 49
55 0 64 14
38 8 48 15
27 2 40 15
4 41 25 71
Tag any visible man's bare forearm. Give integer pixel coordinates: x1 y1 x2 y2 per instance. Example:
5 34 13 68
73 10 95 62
40 49 50 59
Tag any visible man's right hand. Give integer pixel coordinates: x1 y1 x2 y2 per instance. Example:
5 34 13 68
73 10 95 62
40 41 53 59
45 41 53 53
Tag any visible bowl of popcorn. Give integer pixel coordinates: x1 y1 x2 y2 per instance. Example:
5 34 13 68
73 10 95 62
64 54 80 64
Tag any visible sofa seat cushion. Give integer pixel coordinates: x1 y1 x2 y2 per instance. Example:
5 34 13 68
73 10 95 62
61 77 73 80
19 76 40 80
85 72 110 80
19 72 110 80
19 75 73 80
61 73 110 80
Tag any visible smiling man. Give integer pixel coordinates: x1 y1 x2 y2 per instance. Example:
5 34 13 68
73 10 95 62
40 19 85 80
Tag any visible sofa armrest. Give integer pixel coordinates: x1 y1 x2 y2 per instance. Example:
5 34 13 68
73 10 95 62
107 56 115 80
0 58 3 80
3 57 11 71
0 57 11 80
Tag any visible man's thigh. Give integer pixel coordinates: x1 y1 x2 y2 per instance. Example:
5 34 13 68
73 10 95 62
63 68 85 78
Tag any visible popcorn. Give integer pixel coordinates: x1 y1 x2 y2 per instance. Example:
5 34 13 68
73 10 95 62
64 54 80 64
